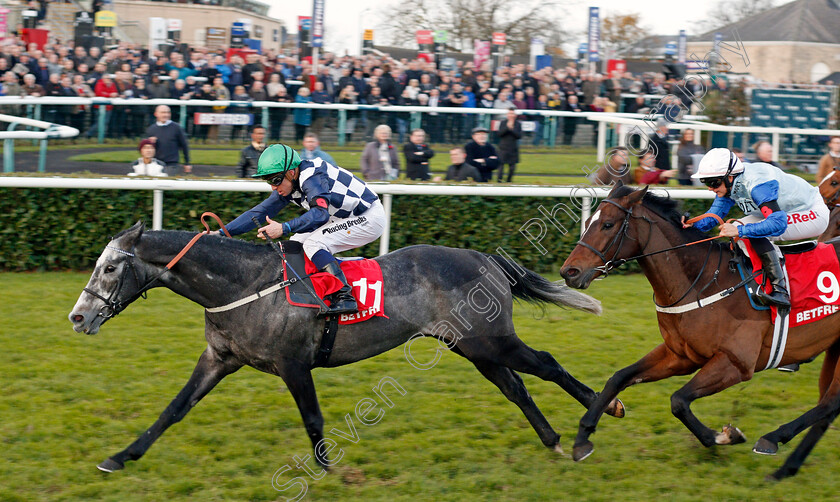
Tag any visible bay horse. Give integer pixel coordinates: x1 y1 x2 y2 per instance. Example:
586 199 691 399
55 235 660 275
559 182 840 479
69 222 624 473
818 170 840 242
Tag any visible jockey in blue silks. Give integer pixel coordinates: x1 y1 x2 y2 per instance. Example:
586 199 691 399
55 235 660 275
683 148 829 308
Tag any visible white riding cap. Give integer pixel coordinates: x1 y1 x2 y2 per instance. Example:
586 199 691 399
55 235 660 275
691 148 744 179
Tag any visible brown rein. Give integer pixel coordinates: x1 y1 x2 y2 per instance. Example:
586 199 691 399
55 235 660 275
164 212 231 270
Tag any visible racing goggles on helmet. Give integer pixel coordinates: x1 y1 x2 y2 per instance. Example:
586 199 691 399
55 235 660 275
701 176 725 189
263 171 289 186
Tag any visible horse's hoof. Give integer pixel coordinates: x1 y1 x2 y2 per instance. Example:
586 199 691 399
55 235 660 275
606 398 626 419
715 424 746 445
572 441 594 462
553 443 565 455
97 457 124 473
753 437 779 455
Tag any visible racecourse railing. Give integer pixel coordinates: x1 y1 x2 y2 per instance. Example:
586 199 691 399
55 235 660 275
2 95 838 171
0 96 705 160
0 113 79 173
0 176 715 255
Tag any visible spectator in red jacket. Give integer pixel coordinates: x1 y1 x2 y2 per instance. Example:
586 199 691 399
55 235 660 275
85 74 118 137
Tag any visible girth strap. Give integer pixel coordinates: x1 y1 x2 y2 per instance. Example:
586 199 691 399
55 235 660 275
313 315 339 367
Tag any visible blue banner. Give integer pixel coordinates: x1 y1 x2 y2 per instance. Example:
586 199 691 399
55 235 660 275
678 30 686 64
311 0 325 48
588 7 599 63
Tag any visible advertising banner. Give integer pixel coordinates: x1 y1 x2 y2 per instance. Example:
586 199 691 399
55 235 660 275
0 8 8 40
206 27 227 49
588 7 600 62
94 10 117 28
416 30 433 45
474 39 491 68
311 0 324 48
194 113 254 126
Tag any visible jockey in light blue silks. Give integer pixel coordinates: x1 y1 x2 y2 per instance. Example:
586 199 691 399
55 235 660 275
684 148 829 308
223 144 386 315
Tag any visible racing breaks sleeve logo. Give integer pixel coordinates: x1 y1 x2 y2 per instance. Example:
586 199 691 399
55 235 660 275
322 216 368 235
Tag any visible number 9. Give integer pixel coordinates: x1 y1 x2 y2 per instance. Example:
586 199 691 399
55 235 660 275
817 271 840 304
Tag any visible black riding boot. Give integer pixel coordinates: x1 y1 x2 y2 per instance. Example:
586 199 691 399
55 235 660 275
756 250 790 309
320 261 358 314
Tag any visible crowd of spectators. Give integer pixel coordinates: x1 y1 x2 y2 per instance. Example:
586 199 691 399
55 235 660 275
0 34 735 145
4 32 836 186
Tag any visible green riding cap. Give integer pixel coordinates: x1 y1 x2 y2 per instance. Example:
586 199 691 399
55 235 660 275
252 144 302 178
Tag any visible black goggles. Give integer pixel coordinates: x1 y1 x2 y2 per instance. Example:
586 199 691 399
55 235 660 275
701 177 725 189
263 171 288 186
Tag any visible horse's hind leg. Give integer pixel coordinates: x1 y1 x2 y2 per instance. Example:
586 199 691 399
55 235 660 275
770 409 840 480
98 347 242 472
467 357 562 452
457 335 624 417
754 344 840 456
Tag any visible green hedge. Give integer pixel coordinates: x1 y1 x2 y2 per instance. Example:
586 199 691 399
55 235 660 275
0 187 713 273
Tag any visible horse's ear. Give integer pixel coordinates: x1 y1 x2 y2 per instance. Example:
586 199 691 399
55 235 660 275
115 220 145 246
607 180 624 197
130 220 145 237
626 185 649 206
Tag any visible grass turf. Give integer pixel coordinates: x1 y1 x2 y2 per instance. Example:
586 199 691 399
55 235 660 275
1 270 836 501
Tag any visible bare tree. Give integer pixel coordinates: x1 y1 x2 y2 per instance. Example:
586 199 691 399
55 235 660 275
701 0 776 30
376 0 570 55
601 13 649 57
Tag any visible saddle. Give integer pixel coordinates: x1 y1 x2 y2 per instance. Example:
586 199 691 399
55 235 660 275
734 240 840 327
279 241 388 325
279 241 325 308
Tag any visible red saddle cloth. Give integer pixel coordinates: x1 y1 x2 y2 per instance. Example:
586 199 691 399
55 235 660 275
288 257 387 325
745 241 840 326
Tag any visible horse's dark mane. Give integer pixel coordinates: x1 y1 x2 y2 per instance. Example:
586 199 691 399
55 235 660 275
609 185 717 243
134 230 275 262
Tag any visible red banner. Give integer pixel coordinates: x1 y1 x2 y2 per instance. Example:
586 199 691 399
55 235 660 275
607 59 627 75
416 30 433 45
492 32 506 45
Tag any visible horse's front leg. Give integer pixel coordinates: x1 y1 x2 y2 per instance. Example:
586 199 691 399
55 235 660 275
279 359 330 471
669 351 753 447
573 343 697 461
98 347 242 472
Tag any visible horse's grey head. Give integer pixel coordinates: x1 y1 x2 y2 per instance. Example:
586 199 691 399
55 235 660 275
69 221 145 335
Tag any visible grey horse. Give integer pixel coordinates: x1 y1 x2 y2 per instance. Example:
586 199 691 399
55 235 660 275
69 222 624 473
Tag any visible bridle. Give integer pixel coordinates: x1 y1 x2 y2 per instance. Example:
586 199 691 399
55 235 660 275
576 199 642 275
820 173 840 207
576 198 744 309
82 245 146 321
81 212 231 322
577 198 725 276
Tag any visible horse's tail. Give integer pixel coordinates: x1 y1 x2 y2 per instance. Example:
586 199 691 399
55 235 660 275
485 254 602 315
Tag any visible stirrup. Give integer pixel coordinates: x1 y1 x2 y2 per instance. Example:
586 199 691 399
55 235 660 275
324 296 358 315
